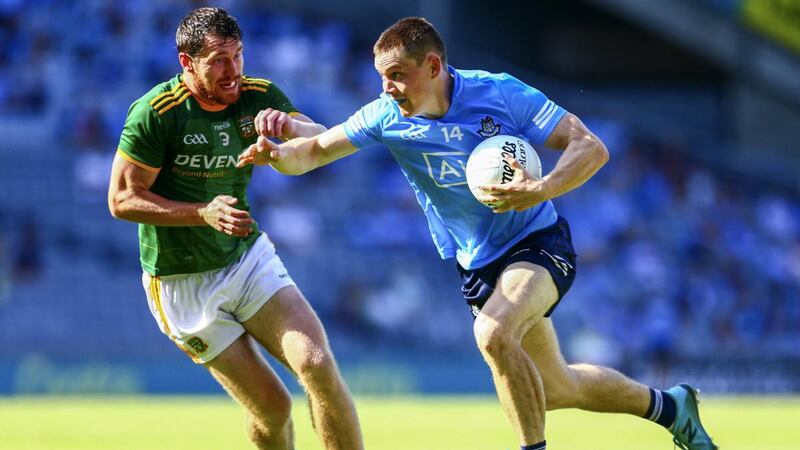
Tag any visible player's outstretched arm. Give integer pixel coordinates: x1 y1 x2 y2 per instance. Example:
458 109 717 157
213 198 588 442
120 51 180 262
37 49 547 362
108 153 254 236
237 124 358 175
287 113 327 138
254 109 327 140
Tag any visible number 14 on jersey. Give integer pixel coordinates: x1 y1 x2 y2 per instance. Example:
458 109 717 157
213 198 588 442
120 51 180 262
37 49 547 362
441 126 463 143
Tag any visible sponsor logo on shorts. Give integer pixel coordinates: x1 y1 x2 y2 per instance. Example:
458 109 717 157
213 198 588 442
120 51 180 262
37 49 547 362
509 248 531 258
187 336 209 354
470 304 481 318
278 273 290 279
539 249 573 277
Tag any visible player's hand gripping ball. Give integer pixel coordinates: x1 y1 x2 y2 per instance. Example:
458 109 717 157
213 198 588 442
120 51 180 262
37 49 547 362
466 135 542 209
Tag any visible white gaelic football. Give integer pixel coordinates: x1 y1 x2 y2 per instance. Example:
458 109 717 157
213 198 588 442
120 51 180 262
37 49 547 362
466 135 542 208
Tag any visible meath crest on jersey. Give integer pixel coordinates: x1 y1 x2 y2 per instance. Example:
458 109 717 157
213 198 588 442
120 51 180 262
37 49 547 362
238 115 256 138
477 116 501 138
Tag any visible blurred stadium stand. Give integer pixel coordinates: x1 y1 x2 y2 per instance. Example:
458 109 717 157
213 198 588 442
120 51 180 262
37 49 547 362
582 0 800 181
0 0 798 395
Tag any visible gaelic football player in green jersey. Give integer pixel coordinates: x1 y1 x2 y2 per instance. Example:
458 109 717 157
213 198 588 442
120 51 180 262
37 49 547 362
108 8 363 450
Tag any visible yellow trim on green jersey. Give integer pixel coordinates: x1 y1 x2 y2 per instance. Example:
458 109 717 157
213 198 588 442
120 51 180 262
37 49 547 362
243 76 271 86
157 91 192 115
117 149 160 173
149 82 187 108
241 85 267 93
152 86 188 111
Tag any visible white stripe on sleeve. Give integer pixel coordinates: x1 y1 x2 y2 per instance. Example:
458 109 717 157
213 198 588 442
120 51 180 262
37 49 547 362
531 100 554 124
536 103 559 130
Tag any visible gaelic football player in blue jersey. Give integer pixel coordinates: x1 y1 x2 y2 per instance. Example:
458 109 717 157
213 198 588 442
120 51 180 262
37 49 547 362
238 16 717 450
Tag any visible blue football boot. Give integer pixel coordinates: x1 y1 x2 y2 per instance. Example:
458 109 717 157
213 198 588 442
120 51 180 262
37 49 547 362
665 384 719 450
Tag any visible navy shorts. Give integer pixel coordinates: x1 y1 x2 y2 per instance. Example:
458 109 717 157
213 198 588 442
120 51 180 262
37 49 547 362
457 216 577 319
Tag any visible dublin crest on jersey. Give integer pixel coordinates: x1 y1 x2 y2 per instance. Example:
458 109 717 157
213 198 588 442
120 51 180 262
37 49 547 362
239 115 256 138
477 116 501 138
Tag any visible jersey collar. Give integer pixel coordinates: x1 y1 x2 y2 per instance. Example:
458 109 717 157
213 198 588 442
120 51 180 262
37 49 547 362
439 66 463 122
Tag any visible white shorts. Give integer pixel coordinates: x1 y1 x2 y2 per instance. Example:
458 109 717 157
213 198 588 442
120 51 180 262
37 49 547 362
142 233 295 364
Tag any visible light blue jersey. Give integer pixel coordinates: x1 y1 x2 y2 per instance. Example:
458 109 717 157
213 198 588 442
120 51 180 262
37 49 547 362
343 67 567 269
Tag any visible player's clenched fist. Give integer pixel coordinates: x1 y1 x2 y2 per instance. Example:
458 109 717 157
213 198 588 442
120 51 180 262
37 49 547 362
199 195 254 237
255 108 296 137
237 135 282 167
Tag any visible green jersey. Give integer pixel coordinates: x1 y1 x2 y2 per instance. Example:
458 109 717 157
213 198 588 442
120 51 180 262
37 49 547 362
117 74 298 276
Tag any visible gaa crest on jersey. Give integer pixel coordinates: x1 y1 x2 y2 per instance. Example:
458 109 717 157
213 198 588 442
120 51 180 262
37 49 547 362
398 122 431 140
477 116 501 138
238 115 256 138
187 336 209 354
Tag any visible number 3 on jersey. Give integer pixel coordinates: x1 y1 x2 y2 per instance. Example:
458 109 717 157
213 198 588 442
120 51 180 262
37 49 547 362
219 131 230 146
440 126 463 143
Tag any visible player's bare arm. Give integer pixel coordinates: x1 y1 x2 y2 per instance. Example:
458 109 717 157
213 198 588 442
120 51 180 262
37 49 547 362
478 113 609 213
237 124 358 175
108 153 254 236
254 109 326 140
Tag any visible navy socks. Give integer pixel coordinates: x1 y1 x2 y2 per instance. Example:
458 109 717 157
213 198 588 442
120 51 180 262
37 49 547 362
645 388 677 428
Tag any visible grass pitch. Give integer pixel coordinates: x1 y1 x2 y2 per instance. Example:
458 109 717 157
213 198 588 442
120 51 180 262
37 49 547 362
0 395 797 449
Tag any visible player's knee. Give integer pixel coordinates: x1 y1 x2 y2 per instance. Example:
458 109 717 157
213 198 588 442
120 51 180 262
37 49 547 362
283 332 336 379
473 316 515 359
297 352 336 384
247 411 293 447
292 345 338 387
250 389 293 428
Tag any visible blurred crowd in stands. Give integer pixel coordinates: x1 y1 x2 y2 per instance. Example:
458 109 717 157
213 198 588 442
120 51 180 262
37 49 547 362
0 0 798 376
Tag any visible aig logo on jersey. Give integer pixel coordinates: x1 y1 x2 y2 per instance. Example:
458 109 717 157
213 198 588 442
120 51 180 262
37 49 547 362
183 133 209 145
422 151 468 188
